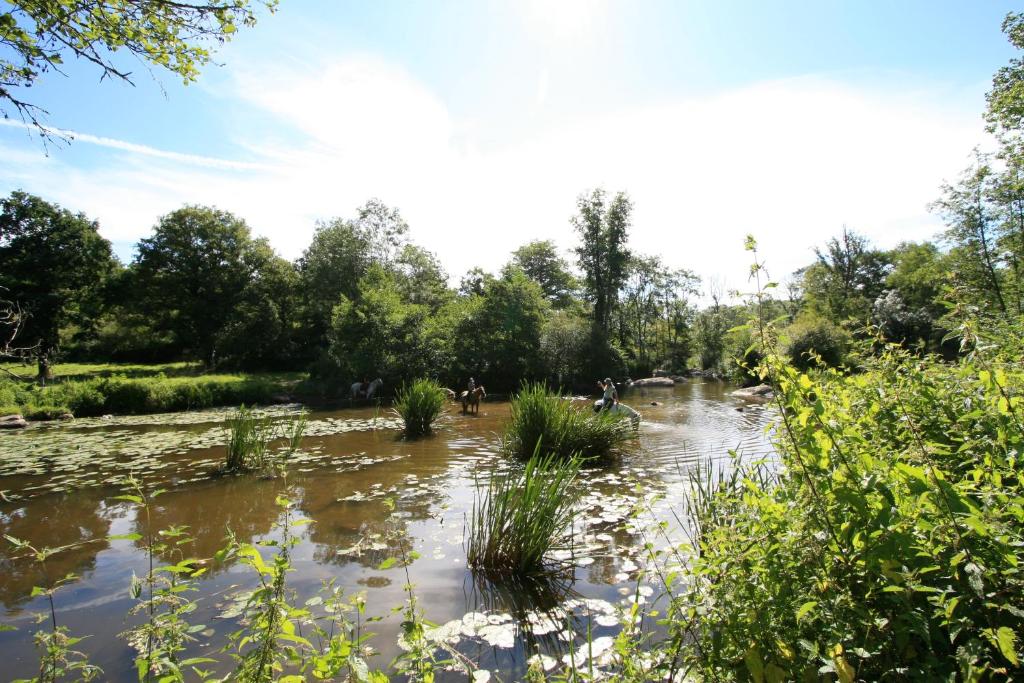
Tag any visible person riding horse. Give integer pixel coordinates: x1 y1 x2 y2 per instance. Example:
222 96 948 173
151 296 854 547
598 378 618 411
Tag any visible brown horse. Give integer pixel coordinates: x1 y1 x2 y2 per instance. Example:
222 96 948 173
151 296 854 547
460 385 486 415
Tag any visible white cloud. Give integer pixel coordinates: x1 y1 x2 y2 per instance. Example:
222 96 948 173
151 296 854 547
0 58 986 295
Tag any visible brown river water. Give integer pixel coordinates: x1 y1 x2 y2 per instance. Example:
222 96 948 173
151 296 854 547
0 381 773 681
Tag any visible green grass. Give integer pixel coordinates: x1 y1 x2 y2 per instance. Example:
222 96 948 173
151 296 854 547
0 370 302 419
0 360 200 381
393 378 446 437
468 448 582 576
503 382 633 461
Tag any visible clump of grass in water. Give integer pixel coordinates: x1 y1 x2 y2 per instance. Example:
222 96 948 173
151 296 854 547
393 378 446 437
504 382 631 461
222 405 275 473
468 444 582 576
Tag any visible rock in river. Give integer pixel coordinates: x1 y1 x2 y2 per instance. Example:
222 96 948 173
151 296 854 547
731 384 774 400
631 377 675 387
0 414 28 429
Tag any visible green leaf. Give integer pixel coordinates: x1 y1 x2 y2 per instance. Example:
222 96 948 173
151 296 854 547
108 533 143 541
994 626 1018 666
795 600 817 622
378 557 397 570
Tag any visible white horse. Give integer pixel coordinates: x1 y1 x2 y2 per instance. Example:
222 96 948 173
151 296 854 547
594 399 641 428
351 378 383 399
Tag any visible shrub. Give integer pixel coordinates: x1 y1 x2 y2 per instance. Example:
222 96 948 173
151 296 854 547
669 331 1024 681
22 404 67 420
503 382 632 461
783 317 848 371
393 378 446 437
468 449 582 576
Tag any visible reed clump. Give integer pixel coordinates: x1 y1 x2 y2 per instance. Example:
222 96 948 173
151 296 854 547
222 405 275 473
393 378 446 437
503 382 631 461
468 448 582 576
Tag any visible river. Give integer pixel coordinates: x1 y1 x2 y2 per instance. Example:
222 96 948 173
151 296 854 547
0 380 773 681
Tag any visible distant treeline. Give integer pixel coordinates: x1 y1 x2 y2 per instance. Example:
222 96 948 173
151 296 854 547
2 118 1024 392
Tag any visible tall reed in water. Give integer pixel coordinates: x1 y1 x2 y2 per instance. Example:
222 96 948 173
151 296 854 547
468 446 582 576
504 382 631 461
393 378 446 437
222 406 275 473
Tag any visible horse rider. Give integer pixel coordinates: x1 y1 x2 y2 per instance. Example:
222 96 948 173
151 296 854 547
598 378 618 410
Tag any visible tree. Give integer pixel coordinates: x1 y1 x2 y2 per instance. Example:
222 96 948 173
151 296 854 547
1 0 276 131
573 189 631 330
453 268 548 389
510 240 578 308
931 155 1008 315
799 227 891 323
132 205 283 366
394 244 452 311
297 199 411 354
327 265 433 387
0 191 115 380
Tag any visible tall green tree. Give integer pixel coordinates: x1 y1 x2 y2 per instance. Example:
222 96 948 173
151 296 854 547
573 189 631 330
297 199 411 354
510 240 578 308
1 0 277 130
327 265 433 387
0 191 116 380
799 227 891 323
932 155 1008 315
454 268 548 389
132 205 285 366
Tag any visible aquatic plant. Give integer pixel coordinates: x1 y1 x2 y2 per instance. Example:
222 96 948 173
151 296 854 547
503 382 631 461
392 378 446 437
220 495 306 682
222 405 276 474
3 536 102 682
115 478 210 682
468 448 582 576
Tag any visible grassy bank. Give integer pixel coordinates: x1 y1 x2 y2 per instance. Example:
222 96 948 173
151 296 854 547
0 366 303 419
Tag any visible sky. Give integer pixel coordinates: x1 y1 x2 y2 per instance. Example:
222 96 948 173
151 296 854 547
0 0 1020 295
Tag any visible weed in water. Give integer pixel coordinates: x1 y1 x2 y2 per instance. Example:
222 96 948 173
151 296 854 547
468 445 582 576
504 382 631 461
3 536 102 682
393 378 446 437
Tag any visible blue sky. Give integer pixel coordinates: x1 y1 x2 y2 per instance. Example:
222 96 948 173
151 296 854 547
0 0 1019 291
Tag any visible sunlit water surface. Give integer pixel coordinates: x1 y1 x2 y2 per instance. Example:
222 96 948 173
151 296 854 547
0 381 773 681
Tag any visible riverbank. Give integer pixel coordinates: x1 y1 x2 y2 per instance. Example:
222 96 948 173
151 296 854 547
0 362 304 420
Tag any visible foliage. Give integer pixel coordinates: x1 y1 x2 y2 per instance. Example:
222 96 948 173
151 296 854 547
671 240 1024 682
132 205 295 367
3 536 102 682
511 240 579 308
325 265 433 387
797 226 891 323
468 450 582 576
452 268 549 390
0 371 289 419
393 378 446 437
0 0 276 131
782 315 849 371
115 479 211 682
0 192 117 379
221 405 307 475
503 382 632 461
573 188 632 331
616 253 699 375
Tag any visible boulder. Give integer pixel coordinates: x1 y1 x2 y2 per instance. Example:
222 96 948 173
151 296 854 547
630 377 675 387
0 414 28 429
670 375 688 383
58 412 74 421
731 384 774 400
